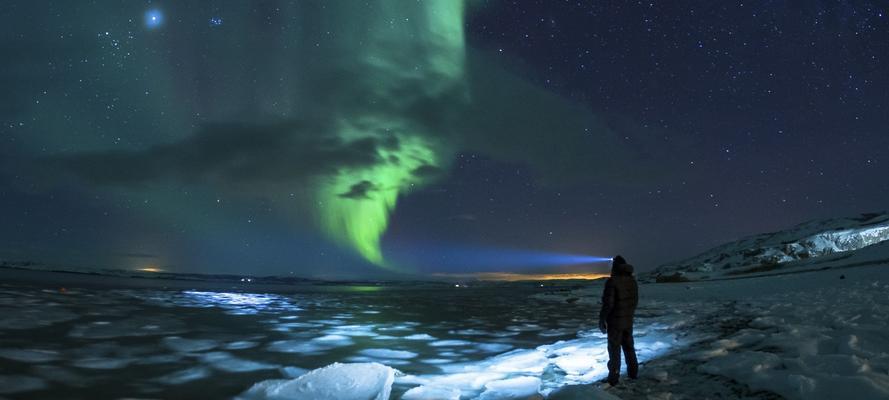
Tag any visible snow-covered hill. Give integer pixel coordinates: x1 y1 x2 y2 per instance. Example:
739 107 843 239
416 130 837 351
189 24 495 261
649 212 889 282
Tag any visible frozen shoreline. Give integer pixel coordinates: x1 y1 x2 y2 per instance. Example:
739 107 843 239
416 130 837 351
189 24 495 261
1 261 887 399
533 262 889 400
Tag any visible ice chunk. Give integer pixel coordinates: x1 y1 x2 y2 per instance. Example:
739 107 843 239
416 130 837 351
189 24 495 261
402 385 461 400
225 341 260 350
347 356 412 366
162 336 219 352
453 329 492 336
326 325 379 337
314 334 357 344
0 348 60 363
267 340 327 354
420 358 453 364
403 334 437 341
409 372 508 391
478 376 541 400
484 349 550 374
539 328 575 337
157 366 212 385
506 324 542 332
477 343 513 353
378 322 420 331
200 352 278 373
430 340 472 347
358 348 418 359
279 366 309 378
267 335 354 354
237 362 396 400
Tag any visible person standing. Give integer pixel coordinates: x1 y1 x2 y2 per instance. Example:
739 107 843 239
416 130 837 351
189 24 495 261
598 255 639 386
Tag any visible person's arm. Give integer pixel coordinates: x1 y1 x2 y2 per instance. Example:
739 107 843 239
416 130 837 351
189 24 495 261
599 279 614 333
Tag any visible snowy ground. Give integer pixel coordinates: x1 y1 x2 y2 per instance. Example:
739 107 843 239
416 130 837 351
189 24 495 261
538 263 889 400
0 261 887 399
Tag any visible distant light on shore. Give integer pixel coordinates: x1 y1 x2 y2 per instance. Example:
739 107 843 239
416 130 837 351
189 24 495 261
137 267 162 273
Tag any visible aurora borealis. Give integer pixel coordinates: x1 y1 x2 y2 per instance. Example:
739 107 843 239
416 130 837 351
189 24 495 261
2 1 888 279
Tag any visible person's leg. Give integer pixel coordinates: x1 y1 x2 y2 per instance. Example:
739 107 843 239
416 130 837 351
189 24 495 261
606 326 622 385
622 326 638 379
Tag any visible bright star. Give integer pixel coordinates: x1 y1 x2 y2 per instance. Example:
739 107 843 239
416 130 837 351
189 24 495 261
145 9 163 29
209 17 223 27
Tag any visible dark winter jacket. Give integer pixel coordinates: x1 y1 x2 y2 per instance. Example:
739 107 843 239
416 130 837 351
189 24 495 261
599 263 638 328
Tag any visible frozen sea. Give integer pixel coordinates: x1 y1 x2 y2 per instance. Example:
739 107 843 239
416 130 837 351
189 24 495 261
0 269 679 399
1 263 888 399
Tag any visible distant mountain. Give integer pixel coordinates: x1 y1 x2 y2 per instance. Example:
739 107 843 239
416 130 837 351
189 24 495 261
648 212 889 282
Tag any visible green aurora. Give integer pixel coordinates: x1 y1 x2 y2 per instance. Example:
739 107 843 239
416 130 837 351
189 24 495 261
23 0 628 274
313 1 467 269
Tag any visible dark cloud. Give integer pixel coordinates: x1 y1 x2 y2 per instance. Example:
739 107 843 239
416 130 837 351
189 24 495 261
338 180 379 199
37 14 659 195
50 121 396 186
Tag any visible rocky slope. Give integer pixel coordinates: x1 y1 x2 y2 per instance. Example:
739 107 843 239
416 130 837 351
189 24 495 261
649 212 889 282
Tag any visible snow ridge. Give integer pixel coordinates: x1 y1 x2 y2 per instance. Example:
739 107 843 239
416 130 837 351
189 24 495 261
651 212 889 281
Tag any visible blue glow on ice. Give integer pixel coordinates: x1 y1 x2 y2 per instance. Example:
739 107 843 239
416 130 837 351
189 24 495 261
180 291 300 315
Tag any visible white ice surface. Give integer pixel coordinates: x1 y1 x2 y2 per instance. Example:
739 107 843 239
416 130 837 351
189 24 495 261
478 376 541 399
401 385 462 400
536 259 889 400
237 362 396 400
359 348 418 359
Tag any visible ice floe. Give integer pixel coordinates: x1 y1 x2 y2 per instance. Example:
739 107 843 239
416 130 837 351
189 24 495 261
0 348 60 363
401 385 462 400
156 366 212 385
267 335 355 354
200 351 278 373
478 376 541 400
237 362 396 400
358 348 418 359
430 340 473 347
162 336 219 352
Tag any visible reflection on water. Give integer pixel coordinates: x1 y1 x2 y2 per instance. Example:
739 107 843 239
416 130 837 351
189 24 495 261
0 283 681 398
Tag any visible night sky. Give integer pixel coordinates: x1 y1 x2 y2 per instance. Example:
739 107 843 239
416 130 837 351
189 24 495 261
2 1 887 279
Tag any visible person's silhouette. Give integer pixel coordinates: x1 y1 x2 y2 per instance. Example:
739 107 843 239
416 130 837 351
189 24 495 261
598 255 639 385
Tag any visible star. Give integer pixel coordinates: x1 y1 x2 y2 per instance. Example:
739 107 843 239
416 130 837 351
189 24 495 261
145 9 163 29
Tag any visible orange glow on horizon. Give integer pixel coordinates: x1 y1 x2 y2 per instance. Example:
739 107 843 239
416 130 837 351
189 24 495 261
137 267 162 273
434 272 609 281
